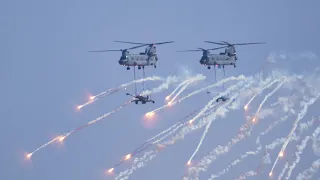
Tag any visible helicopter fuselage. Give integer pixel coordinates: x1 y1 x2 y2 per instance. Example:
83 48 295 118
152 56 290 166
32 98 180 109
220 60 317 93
119 53 158 70
200 53 236 68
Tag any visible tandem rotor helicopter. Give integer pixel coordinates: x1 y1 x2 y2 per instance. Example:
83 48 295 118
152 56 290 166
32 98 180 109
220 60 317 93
179 41 265 102
89 40 174 70
177 41 266 80
89 40 174 105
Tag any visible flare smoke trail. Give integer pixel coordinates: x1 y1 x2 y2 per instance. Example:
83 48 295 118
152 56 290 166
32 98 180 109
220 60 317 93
116 71 288 179
185 76 290 178
141 74 205 96
207 116 316 180
244 78 282 110
149 75 247 114
78 76 162 109
170 82 190 102
166 80 189 100
115 77 254 179
234 171 258 180
26 101 131 159
278 162 289 180
296 158 320 180
285 125 320 179
269 94 320 175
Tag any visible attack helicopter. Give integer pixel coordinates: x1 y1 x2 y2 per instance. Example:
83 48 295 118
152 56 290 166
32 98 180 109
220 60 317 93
89 41 174 70
126 93 155 104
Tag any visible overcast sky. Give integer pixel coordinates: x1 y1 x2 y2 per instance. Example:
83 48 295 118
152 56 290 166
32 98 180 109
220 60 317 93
1 0 320 179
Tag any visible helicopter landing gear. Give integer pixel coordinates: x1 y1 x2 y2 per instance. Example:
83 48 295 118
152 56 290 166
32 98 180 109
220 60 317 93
207 66 211 69
127 67 130 70
135 101 138 104
234 64 236 68
138 66 141 69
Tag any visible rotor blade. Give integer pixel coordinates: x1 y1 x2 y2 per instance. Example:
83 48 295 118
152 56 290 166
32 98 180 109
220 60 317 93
197 48 207 51
220 41 232 46
88 49 121 52
176 49 203 52
207 46 228 51
204 41 226 45
127 44 148 50
153 41 175 45
114 41 146 45
230 42 266 46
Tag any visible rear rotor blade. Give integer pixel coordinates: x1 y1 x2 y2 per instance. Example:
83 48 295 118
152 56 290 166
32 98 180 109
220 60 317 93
204 41 226 45
114 41 146 45
88 49 122 52
153 41 175 45
177 49 203 52
127 44 148 50
206 46 228 51
230 42 266 46
88 44 146 52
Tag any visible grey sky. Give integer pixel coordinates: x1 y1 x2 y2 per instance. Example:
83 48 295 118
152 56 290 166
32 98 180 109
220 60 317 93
1 0 320 179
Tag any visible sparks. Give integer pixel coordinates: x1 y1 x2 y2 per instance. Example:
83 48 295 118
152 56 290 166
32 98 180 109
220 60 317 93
58 136 65 142
125 154 132 160
108 168 114 173
279 151 284 157
25 153 32 159
145 112 155 117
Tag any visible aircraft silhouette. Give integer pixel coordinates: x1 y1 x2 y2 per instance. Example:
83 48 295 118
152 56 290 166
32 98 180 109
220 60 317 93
126 93 155 104
207 92 235 102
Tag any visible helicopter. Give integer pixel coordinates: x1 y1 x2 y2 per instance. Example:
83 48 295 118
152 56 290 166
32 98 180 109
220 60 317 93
126 93 155 104
207 91 235 102
89 41 174 70
178 41 265 81
178 41 265 69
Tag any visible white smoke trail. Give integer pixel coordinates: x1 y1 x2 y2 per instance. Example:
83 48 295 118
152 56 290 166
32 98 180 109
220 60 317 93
187 114 213 164
208 117 314 180
186 83 306 179
149 75 247 114
285 125 320 179
115 150 157 180
78 76 163 109
187 78 249 125
269 93 320 175
171 77 256 146
166 80 189 100
296 158 320 180
170 82 190 102
184 76 289 178
208 148 261 180
184 122 252 179
113 71 291 179
278 161 289 180
116 78 251 179
244 78 282 110
27 101 130 158
234 170 258 180
140 74 204 96
254 78 286 117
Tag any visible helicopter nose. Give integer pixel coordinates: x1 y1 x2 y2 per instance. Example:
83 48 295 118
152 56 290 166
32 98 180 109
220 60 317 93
119 60 124 65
